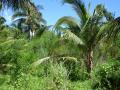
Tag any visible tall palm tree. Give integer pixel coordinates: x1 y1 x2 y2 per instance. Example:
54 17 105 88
12 3 46 39
54 0 120 74
0 0 31 10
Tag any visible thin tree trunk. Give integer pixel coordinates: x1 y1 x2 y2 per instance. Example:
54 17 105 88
32 30 35 37
86 49 93 74
29 30 32 40
29 30 35 40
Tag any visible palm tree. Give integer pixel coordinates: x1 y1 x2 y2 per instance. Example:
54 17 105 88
0 0 31 10
12 3 46 39
54 0 120 74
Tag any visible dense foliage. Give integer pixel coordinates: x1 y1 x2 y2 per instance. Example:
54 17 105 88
0 0 120 90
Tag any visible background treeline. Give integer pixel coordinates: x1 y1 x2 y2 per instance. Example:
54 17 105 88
0 0 120 90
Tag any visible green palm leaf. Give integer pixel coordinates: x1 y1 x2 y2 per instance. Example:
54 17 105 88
31 56 78 68
63 0 89 25
1 0 31 10
12 11 27 20
54 16 81 29
63 30 84 45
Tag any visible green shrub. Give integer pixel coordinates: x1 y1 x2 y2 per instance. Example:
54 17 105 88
64 60 89 81
44 61 71 90
92 60 120 90
8 61 71 90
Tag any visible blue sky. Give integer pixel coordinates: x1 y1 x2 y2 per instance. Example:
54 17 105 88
0 0 120 25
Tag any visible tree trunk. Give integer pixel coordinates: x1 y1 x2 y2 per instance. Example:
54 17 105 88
29 30 35 40
86 49 93 74
29 30 32 40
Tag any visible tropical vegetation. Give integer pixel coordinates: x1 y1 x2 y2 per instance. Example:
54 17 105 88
0 0 120 90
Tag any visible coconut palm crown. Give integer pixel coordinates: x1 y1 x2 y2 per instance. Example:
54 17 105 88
0 0 32 10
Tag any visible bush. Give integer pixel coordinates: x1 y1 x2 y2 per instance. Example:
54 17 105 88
64 60 89 81
43 61 71 90
8 61 71 90
92 60 120 90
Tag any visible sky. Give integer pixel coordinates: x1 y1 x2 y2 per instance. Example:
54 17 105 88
0 0 120 25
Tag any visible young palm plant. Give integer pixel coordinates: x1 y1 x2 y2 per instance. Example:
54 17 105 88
54 0 120 74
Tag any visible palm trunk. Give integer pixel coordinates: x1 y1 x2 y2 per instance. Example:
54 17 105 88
32 30 35 37
86 49 93 74
29 30 35 40
29 30 32 40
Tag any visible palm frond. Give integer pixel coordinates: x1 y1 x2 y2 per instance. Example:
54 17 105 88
31 56 78 68
54 16 81 30
12 11 27 20
62 29 84 45
32 57 51 67
96 23 109 41
12 18 26 30
1 0 31 10
97 17 120 42
12 18 26 24
63 0 89 25
40 18 47 25
108 17 120 38
95 4 114 21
